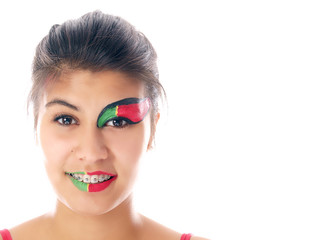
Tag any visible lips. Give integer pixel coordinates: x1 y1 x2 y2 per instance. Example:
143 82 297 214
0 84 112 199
66 171 117 192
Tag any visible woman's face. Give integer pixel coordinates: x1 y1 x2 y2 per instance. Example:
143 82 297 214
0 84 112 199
37 70 153 215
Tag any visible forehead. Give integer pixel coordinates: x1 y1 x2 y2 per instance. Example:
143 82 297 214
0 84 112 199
42 70 145 105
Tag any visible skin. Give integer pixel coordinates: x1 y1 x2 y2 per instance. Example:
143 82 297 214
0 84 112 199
6 70 208 240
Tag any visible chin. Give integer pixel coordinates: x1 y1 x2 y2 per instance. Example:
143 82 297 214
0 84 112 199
56 190 133 217
59 195 117 216
68 204 115 216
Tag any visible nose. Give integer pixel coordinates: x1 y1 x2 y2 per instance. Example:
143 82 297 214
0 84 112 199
74 126 108 162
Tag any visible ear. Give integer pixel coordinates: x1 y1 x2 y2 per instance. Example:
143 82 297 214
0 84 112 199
147 112 160 151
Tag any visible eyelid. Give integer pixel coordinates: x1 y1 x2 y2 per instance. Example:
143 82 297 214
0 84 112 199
53 113 74 121
103 117 133 127
53 114 79 125
97 97 150 128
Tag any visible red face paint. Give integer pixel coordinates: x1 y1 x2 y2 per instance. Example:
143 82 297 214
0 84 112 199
66 171 117 192
97 98 151 128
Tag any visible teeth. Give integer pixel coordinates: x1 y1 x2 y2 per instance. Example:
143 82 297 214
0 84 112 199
91 175 99 184
83 175 91 183
75 174 83 181
98 175 105 182
67 173 113 184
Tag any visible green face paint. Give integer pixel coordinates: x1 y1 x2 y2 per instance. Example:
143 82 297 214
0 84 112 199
66 171 117 193
97 97 151 128
66 171 87 191
70 176 88 191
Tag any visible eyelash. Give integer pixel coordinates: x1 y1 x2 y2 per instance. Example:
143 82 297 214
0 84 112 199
104 118 130 129
53 115 130 129
53 114 78 126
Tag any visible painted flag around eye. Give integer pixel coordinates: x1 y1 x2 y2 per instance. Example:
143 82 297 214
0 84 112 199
97 98 151 128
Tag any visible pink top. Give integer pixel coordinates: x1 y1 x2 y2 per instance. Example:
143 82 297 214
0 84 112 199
1 229 191 240
0 229 12 240
181 233 193 240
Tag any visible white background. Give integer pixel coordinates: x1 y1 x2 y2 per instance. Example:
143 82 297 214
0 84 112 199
0 1 319 239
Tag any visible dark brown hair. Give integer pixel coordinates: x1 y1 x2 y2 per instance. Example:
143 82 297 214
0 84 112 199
28 10 165 138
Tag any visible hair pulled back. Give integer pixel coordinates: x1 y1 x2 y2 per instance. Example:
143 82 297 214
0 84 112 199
29 10 164 136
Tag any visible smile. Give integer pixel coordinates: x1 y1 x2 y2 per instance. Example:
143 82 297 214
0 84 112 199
65 171 117 192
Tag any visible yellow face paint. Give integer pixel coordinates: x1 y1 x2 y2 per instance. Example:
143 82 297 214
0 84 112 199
66 171 117 192
97 97 151 128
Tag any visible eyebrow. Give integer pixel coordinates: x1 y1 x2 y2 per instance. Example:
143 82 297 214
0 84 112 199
45 98 79 111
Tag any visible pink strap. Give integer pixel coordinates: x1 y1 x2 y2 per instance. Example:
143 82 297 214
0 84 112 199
1 229 190 240
181 233 193 240
1 229 193 240
0 229 12 240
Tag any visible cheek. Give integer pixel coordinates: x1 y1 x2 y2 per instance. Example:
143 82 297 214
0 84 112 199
106 122 150 178
39 125 74 177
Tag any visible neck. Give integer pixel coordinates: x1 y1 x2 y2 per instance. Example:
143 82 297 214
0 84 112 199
48 195 142 240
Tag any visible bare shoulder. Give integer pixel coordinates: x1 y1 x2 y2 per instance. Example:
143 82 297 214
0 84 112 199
140 215 181 240
139 215 210 240
9 214 51 240
191 236 211 240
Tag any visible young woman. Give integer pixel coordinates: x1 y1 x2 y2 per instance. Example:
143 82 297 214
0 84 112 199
0 11 208 240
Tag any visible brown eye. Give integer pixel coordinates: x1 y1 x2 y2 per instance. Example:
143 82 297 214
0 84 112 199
106 119 128 128
54 115 77 126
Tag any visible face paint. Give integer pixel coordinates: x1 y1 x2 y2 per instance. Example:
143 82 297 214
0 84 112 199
66 171 117 193
97 97 151 128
